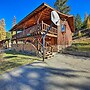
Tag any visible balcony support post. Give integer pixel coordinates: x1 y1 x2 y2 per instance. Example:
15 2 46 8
11 31 13 46
16 30 18 46
41 21 43 30
57 25 61 52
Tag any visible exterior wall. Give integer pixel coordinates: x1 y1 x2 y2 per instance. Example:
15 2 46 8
58 21 72 50
11 21 73 53
12 43 37 54
65 21 72 46
45 37 56 45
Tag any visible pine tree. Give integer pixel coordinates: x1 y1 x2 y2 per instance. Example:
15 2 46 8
0 26 6 41
82 13 88 29
54 0 70 14
1 18 5 29
87 15 90 29
6 32 12 39
0 18 6 41
75 14 83 30
0 20 1 26
12 16 16 35
12 16 16 27
84 13 88 20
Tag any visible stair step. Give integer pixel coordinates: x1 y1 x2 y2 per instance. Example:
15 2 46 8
45 55 53 59
46 53 52 56
45 53 54 59
38 49 56 59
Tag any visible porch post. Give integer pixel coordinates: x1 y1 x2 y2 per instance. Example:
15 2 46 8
8 40 9 48
41 21 43 30
16 30 18 46
42 35 45 61
57 25 61 52
23 39 25 51
11 31 13 47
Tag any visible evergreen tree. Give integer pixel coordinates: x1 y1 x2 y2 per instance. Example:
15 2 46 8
75 14 83 30
12 16 17 35
84 13 88 20
0 20 1 26
0 26 6 41
1 18 5 28
54 0 70 14
12 16 16 27
82 13 88 29
87 15 90 29
0 18 6 41
6 32 12 39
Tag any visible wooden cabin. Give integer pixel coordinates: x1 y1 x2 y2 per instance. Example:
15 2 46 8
10 3 74 58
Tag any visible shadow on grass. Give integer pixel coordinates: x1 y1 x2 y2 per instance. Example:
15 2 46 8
5 50 36 57
0 61 22 74
4 56 17 59
0 64 90 90
4 50 42 61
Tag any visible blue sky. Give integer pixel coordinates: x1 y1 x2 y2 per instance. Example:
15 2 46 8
0 0 90 31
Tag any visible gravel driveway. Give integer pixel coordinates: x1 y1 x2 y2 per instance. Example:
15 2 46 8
0 54 90 90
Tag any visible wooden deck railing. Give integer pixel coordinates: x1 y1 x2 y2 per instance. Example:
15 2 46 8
12 22 57 39
42 22 57 34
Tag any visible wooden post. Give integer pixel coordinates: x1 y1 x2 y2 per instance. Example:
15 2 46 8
23 25 26 37
8 40 9 48
11 31 13 47
42 35 45 61
57 25 61 52
23 40 25 51
16 30 18 46
37 39 39 51
41 21 43 31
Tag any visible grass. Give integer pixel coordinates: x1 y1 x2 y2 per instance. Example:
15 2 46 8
0 50 41 75
68 37 90 52
68 45 90 52
76 45 90 51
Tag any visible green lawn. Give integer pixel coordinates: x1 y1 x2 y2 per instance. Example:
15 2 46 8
68 37 90 52
0 50 41 75
69 44 90 52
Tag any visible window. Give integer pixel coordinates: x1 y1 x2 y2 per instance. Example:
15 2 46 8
61 24 66 33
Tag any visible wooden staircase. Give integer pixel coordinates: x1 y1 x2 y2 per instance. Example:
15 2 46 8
30 37 55 59
45 51 54 59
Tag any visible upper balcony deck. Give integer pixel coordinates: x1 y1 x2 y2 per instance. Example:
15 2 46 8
12 22 57 39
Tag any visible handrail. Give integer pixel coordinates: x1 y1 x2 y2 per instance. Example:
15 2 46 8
42 22 57 30
42 22 57 34
45 42 53 52
29 37 53 56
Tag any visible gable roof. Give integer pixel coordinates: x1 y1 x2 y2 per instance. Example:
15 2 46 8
10 3 74 32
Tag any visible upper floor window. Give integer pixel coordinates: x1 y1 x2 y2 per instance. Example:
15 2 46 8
61 24 66 33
